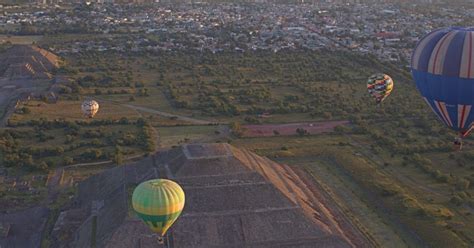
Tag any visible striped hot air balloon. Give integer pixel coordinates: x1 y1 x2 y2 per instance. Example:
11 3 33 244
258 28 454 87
367 73 394 104
132 179 185 239
411 27 474 144
81 100 99 118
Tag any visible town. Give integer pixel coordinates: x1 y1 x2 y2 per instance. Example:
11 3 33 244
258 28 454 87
1 1 472 64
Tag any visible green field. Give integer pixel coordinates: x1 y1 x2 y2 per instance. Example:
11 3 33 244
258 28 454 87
157 125 222 148
1 98 158 175
0 35 43 44
49 47 417 124
9 99 142 123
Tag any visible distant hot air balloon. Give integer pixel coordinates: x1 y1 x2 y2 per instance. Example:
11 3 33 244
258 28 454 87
81 100 99 118
411 27 474 148
367 73 394 104
132 179 185 243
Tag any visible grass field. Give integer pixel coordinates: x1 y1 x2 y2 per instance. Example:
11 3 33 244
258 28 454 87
2 98 151 172
242 120 349 137
304 159 407 248
9 99 141 123
51 49 416 125
0 35 43 44
157 125 221 148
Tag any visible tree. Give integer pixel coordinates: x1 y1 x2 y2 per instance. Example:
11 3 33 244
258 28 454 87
38 161 49 171
95 89 103 95
64 156 74 165
230 122 244 137
21 107 31 114
296 128 308 136
81 149 103 161
455 178 470 191
334 125 347 134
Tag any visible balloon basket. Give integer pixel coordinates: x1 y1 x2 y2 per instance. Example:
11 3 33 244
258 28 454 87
157 236 164 245
454 137 463 151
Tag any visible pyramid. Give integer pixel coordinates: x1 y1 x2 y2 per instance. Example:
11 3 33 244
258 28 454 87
0 45 59 80
106 143 369 247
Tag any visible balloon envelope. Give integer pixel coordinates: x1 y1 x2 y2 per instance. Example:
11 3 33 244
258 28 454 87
81 100 99 118
367 73 394 103
132 179 185 237
411 27 474 137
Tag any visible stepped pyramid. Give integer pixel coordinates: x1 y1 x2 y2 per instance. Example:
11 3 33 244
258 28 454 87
106 143 368 247
0 45 59 80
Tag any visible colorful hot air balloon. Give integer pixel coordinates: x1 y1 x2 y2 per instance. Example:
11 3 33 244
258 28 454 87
367 73 394 104
132 179 185 241
411 27 474 146
81 100 99 118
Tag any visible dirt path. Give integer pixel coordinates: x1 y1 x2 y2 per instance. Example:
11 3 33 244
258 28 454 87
96 97 216 125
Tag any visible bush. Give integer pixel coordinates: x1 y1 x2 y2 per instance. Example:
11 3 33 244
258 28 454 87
455 178 470 191
436 174 449 183
334 125 347 134
64 156 74 165
81 149 103 161
296 128 308 136
38 161 49 171
230 122 243 137
450 195 463 206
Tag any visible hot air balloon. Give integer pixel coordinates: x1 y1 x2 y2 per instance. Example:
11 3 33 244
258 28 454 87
81 100 99 118
411 27 474 148
367 73 394 104
132 179 185 244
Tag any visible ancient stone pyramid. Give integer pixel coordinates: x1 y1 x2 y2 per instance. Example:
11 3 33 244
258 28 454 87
0 45 59 80
106 143 368 247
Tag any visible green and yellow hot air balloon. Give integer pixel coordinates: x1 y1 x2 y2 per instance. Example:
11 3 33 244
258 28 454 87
132 179 185 240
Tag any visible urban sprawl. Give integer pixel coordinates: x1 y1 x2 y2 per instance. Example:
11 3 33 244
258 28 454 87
1 1 473 65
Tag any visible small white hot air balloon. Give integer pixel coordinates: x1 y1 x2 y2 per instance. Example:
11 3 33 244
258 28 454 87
81 100 99 118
